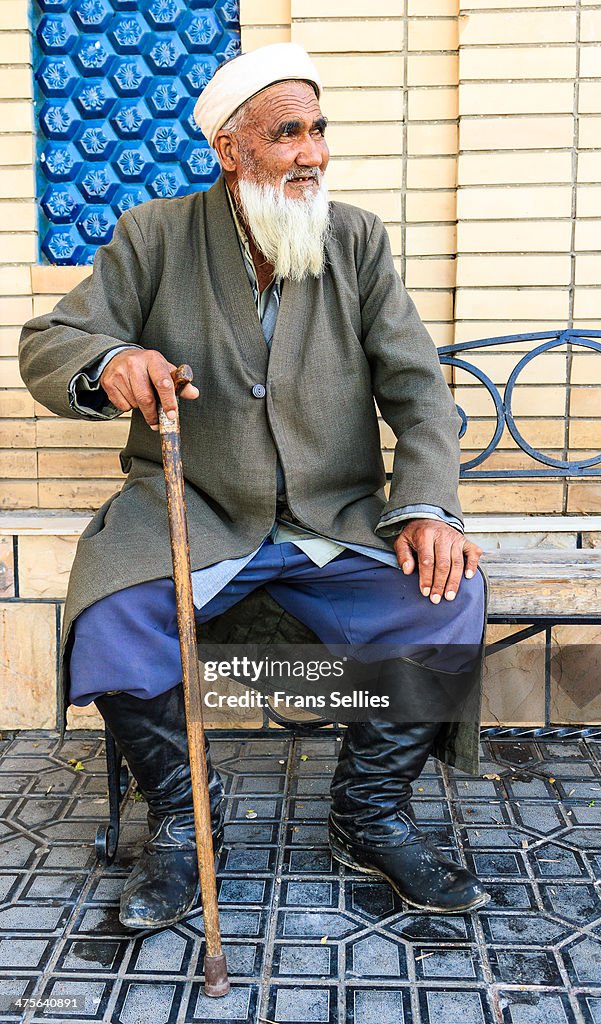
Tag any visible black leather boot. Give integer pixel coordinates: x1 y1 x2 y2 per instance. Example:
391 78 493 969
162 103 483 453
329 719 490 913
95 685 225 929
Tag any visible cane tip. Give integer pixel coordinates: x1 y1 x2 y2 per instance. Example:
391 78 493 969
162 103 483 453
203 954 230 998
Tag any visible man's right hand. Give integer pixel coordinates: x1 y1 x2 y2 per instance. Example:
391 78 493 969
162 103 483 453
100 349 199 431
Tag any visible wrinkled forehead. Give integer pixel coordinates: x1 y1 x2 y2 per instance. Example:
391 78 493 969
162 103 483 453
242 80 323 133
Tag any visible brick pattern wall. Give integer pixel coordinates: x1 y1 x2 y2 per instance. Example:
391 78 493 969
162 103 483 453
0 0 36 509
454 0 601 515
0 0 600 515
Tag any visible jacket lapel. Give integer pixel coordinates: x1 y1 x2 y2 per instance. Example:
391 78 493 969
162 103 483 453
204 176 268 374
268 274 310 378
203 176 312 379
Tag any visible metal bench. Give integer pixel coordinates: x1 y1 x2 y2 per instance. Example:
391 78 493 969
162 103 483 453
97 327 601 863
439 328 601 733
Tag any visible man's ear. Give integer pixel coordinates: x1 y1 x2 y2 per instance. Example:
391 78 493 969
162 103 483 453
214 131 239 173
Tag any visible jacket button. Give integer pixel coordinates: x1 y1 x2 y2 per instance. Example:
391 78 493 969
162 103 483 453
252 383 266 399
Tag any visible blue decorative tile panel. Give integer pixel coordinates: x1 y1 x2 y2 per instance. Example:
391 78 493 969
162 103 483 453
32 0 240 264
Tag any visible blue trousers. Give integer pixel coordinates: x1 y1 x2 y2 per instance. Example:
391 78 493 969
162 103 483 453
69 539 485 706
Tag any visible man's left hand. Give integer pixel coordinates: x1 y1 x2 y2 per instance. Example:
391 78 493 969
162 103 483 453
393 519 482 604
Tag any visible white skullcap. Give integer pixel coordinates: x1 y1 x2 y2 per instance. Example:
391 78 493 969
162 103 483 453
194 43 322 148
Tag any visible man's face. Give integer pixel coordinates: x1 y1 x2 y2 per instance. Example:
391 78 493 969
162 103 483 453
229 80 329 198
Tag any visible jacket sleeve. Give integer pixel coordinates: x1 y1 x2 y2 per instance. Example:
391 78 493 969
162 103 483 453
357 215 464 530
19 209 153 420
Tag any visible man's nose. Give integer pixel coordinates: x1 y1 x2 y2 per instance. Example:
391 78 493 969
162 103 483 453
296 134 326 167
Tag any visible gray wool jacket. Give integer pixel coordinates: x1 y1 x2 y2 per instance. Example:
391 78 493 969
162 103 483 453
19 175 482 771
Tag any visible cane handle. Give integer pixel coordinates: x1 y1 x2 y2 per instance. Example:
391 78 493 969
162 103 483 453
170 364 194 395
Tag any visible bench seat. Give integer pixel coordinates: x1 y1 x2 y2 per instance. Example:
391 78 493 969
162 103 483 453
482 548 601 619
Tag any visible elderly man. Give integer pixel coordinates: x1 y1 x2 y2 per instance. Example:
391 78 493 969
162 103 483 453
20 43 489 930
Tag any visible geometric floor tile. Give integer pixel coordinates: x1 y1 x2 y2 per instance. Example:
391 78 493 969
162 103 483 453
0 730 600 1022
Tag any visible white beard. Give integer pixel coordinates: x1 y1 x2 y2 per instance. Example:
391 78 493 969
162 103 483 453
236 173 330 281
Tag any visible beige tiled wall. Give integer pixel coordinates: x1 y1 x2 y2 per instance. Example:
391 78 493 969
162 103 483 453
1 0 600 734
0 0 600 516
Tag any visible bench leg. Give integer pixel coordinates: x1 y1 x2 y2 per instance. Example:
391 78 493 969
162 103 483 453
96 724 129 866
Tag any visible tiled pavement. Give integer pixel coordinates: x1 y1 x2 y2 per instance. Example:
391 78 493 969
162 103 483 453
0 730 600 1024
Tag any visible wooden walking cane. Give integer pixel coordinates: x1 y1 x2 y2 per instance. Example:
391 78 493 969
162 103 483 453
158 364 230 999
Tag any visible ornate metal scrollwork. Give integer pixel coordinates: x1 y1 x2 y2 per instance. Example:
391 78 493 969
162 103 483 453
438 329 601 478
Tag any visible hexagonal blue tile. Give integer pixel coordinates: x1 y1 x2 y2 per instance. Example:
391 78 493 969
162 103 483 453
32 0 240 263
41 184 84 222
77 165 119 202
181 54 218 96
182 142 219 183
41 226 81 263
75 123 117 160
147 165 193 198
146 35 187 75
148 123 187 161
110 99 153 139
114 143 153 182
71 0 113 33
181 10 221 52
73 79 116 119
37 55 78 96
216 0 239 29
144 0 186 31
110 56 152 96
77 205 117 244
108 14 149 54
73 36 114 76
40 142 82 182
37 13 78 53
38 0 70 10
147 78 188 117
40 100 78 139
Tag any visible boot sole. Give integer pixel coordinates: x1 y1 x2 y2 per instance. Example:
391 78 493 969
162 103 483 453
119 839 224 930
330 841 491 915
